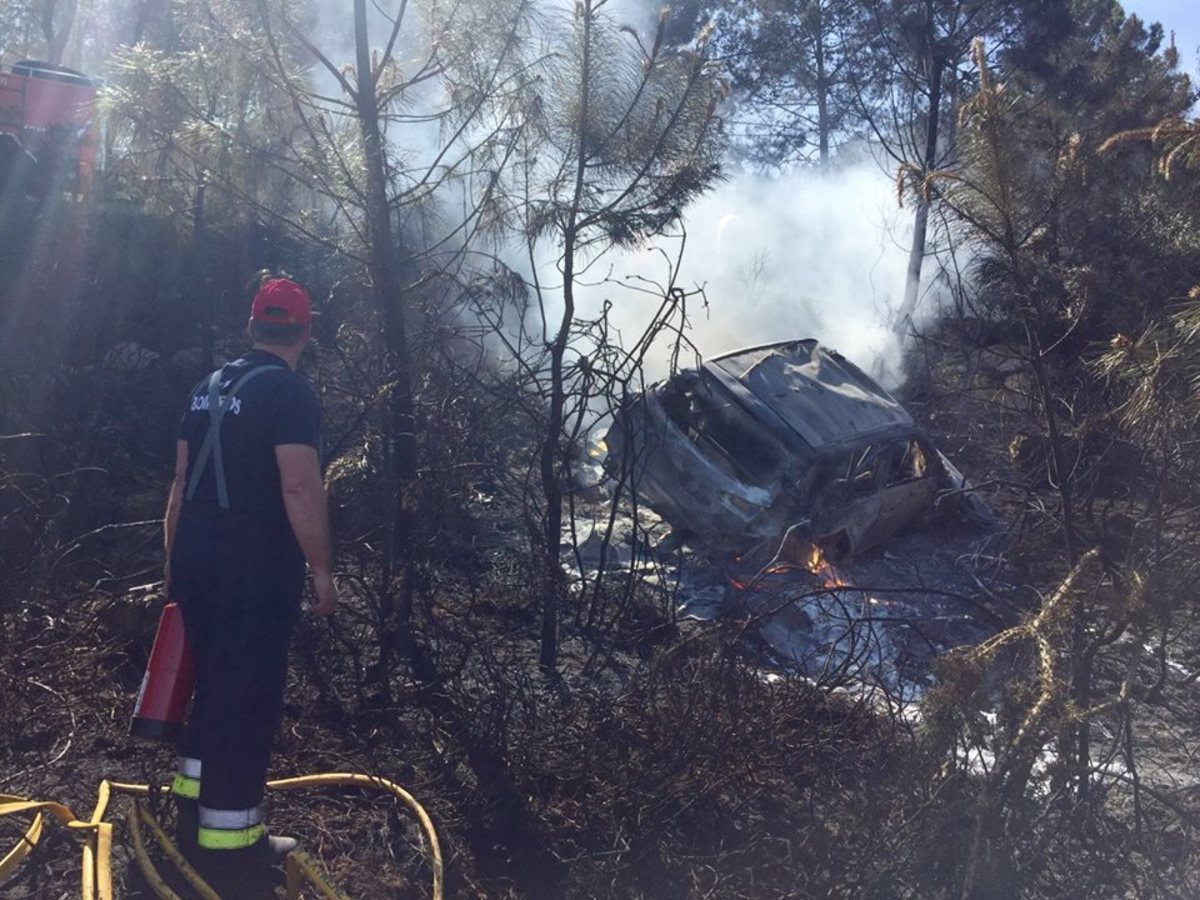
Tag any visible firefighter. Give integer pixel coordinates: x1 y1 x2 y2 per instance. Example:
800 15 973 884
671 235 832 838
162 276 338 895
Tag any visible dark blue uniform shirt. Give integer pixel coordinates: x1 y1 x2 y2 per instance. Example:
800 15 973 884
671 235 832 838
173 349 321 575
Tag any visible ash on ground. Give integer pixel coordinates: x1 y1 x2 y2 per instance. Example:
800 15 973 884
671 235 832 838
565 507 1009 699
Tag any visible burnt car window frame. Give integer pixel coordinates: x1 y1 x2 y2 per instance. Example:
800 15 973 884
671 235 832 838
662 372 789 488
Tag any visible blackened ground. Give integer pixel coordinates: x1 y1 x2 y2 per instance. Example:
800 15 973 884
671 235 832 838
0 579 935 899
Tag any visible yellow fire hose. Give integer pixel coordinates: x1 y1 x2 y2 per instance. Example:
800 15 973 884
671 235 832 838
0 773 443 899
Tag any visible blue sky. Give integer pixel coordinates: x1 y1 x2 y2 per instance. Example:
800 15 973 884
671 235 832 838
1123 1 1200 74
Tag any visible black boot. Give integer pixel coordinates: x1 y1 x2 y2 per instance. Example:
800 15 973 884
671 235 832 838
191 842 278 899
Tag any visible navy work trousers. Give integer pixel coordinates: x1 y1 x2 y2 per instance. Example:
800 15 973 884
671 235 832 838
170 507 304 830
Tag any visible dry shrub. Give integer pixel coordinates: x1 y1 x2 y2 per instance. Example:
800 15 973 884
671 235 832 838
410 623 918 899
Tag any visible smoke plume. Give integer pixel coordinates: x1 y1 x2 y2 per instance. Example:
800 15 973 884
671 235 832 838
565 162 917 387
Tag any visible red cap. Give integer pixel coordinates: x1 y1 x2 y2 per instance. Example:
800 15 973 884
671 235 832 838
250 278 312 326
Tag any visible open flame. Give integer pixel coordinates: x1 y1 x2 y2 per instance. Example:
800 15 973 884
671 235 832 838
730 539 883 607
804 543 848 589
726 538 918 686
730 541 849 593
805 545 885 605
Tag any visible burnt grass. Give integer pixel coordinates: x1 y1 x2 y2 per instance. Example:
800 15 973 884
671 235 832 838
1 564 951 900
7 538 1185 899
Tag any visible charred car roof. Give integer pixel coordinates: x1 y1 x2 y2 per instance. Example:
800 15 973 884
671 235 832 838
703 340 912 453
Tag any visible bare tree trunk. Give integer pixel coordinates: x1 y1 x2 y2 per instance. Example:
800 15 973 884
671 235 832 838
1027 345 1079 567
895 6 944 335
193 172 212 370
1026 323 1092 800
813 3 831 169
539 1 595 670
355 0 417 677
42 0 80 65
899 198 932 333
539 236 571 669
129 0 164 44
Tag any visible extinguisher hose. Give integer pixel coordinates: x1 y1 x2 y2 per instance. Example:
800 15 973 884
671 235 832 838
0 773 443 900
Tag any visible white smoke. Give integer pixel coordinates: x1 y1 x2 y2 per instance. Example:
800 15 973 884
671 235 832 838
545 162 917 388
299 0 925 389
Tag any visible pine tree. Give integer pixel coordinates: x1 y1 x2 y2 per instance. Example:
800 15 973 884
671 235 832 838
712 0 868 168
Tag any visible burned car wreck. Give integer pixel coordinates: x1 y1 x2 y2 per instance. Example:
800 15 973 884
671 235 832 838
604 339 990 559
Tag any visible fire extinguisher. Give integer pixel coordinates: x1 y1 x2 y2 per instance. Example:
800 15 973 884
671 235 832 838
130 602 194 741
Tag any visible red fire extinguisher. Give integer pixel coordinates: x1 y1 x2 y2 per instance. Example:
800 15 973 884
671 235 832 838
130 602 195 741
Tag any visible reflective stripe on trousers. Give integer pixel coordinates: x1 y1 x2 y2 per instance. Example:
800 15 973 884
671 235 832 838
174 756 269 850
198 802 267 850
171 755 202 800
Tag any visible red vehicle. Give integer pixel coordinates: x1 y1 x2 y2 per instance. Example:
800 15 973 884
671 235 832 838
0 60 101 196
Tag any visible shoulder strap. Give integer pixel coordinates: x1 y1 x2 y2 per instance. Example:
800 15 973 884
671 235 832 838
184 365 284 509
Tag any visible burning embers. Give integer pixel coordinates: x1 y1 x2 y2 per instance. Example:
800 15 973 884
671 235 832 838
804 543 847 590
730 538 850 593
725 538 973 693
565 507 999 695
